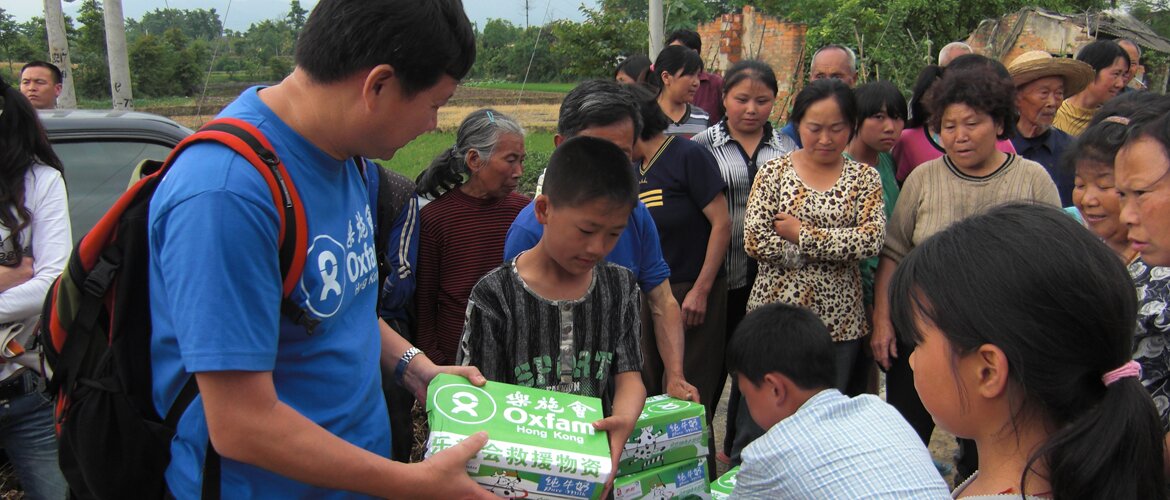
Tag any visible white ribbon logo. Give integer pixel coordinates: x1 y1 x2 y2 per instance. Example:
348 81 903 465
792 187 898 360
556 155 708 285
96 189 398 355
317 250 342 301
452 392 480 417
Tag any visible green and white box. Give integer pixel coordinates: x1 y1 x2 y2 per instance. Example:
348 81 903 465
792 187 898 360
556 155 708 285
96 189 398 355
426 374 612 499
709 466 739 500
612 456 710 499
619 395 708 475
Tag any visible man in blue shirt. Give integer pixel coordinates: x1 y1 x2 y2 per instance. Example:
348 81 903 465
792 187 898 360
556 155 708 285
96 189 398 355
505 80 698 404
149 1 493 498
780 45 859 148
1007 50 1094 206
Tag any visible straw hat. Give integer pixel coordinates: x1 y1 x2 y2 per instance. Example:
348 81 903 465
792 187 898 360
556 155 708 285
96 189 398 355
1007 50 1094 96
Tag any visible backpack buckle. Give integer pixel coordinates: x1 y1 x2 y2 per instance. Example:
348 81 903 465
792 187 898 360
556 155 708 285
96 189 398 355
83 255 121 297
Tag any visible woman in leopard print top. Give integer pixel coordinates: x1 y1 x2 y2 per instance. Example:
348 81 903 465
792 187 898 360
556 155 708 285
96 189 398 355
743 79 886 390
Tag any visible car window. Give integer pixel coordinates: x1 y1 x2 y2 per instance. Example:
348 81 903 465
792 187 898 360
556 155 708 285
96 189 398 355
55 139 173 242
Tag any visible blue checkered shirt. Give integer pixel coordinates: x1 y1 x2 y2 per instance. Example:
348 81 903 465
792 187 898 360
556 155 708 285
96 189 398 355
732 389 950 499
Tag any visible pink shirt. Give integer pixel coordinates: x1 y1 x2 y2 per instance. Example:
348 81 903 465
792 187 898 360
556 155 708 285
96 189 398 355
892 127 1017 182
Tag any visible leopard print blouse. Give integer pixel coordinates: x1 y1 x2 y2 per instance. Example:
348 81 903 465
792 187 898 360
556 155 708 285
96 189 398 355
743 153 886 342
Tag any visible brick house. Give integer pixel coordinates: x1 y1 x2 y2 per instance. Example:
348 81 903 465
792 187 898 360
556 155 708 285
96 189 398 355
967 7 1170 93
696 6 807 121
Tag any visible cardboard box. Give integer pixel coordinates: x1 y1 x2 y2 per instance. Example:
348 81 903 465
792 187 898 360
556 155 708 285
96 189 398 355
426 374 613 499
612 457 710 499
709 466 739 500
619 395 708 475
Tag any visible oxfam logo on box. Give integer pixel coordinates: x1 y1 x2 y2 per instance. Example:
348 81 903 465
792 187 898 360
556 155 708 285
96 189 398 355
432 383 497 425
715 473 737 490
644 399 696 415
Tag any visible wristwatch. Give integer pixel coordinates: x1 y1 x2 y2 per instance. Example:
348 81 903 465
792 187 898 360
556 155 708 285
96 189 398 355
395 347 422 385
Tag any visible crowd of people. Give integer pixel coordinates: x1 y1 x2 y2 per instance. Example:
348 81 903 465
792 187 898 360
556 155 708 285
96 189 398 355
3 0 1170 498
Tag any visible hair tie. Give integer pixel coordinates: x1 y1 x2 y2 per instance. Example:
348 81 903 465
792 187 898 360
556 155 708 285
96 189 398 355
1102 360 1141 386
486 110 496 124
1103 115 1131 126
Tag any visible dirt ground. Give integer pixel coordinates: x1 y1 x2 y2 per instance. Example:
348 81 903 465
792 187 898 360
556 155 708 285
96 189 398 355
164 86 564 132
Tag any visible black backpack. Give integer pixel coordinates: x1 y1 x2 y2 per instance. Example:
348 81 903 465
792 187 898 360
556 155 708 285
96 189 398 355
40 118 320 499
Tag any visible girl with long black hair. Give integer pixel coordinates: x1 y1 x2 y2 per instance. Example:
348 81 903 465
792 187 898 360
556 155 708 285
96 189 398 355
0 74 69 499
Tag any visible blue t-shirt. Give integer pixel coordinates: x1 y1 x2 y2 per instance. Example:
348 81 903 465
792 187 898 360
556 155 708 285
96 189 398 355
503 201 671 293
149 87 388 499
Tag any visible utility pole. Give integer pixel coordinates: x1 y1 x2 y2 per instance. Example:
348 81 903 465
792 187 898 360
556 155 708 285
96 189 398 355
649 0 664 60
103 0 133 109
43 0 77 108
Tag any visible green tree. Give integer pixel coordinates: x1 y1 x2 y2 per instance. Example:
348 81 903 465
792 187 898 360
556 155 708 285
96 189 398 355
552 6 648 80
73 0 110 99
286 0 308 33
0 7 21 72
128 8 222 41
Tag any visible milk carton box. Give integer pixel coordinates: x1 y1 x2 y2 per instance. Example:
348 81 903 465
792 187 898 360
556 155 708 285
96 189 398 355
619 395 708 475
709 466 739 500
612 457 710 499
426 374 612 499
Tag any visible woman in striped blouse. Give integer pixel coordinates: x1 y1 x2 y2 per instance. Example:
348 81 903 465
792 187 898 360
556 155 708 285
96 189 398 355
412 109 529 366
692 60 796 463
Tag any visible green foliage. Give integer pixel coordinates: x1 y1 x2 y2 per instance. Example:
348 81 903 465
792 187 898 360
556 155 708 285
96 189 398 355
73 0 110 99
126 8 222 41
738 0 1111 93
551 7 648 80
473 19 560 82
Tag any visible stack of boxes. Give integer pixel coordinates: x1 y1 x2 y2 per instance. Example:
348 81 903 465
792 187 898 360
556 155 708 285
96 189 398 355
426 374 613 499
427 378 715 499
612 395 711 499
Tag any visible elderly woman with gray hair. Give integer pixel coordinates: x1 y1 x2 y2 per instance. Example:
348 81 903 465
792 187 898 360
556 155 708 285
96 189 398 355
414 108 529 365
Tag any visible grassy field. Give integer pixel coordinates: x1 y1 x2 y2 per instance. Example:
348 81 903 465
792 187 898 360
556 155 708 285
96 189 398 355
463 81 576 93
380 130 556 192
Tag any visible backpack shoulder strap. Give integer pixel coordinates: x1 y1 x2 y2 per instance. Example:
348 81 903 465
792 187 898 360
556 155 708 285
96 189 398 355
161 118 318 333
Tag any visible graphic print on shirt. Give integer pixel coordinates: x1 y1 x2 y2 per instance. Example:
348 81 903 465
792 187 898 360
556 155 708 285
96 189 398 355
300 205 379 318
513 350 614 395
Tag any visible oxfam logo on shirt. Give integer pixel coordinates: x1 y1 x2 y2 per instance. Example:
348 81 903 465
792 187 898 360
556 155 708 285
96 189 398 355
432 384 497 425
302 235 347 318
644 399 696 415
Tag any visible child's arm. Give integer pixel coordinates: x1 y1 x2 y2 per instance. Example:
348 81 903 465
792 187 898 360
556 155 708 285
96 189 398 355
452 274 510 385
593 371 646 494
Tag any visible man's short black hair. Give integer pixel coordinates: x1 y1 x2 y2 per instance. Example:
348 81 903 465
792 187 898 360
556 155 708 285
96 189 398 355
558 79 643 141
20 61 62 84
666 29 702 53
543 136 638 210
294 0 475 97
726 303 836 390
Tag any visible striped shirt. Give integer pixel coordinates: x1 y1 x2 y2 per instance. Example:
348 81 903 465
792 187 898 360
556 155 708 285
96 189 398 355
665 104 711 139
457 256 643 399
883 154 1060 263
692 120 797 290
415 188 530 365
733 389 950 499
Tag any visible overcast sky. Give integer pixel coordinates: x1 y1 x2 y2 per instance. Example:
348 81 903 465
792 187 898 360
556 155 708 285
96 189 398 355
7 0 598 32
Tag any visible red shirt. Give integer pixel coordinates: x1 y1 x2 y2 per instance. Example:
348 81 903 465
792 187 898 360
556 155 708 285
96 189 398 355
693 71 724 127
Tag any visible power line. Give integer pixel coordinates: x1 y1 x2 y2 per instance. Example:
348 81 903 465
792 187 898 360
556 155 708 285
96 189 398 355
195 0 232 123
